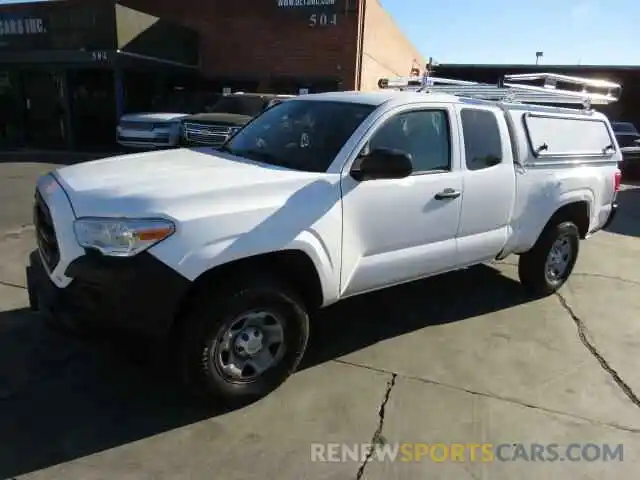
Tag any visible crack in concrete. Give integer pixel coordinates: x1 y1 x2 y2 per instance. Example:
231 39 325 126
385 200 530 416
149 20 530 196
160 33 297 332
334 359 640 434
570 272 640 287
356 373 397 480
494 260 640 287
493 260 518 266
1 224 34 239
555 292 640 410
0 280 26 290
463 464 482 480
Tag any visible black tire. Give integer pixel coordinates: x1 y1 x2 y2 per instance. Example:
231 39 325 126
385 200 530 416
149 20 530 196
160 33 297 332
518 221 580 296
178 274 310 407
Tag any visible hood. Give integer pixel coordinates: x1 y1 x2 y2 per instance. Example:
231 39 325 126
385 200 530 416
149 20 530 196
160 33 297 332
182 113 253 126
120 112 190 122
53 148 330 219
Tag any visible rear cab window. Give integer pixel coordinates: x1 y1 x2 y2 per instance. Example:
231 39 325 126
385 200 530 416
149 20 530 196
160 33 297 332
460 108 503 170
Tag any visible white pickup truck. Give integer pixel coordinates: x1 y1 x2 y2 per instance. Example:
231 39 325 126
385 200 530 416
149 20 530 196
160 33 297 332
27 73 622 406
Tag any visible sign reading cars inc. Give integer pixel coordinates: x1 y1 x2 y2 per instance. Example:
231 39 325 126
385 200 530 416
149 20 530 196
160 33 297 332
0 16 46 36
277 0 340 26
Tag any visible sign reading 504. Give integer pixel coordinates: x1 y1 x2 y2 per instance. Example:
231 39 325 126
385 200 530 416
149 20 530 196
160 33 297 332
309 12 337 27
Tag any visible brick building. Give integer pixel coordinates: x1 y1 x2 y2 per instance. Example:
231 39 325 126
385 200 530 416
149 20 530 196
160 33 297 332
0 0 200 150
0 0 425 150
122 0 425 93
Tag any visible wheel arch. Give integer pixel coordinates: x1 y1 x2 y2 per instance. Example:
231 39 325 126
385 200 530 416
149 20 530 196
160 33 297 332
515 198 591 255
541 200 591 240
170 249 325 337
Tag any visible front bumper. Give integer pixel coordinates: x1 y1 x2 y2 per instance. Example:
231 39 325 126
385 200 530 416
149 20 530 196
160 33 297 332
27 249 190 339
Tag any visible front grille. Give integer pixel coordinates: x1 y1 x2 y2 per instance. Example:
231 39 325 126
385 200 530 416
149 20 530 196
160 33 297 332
183 122 232 146
34 190 60 271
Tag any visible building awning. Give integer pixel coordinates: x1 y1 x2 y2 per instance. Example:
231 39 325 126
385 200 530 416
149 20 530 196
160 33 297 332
0 49 114 66
114 50 198 70
0 49 199 71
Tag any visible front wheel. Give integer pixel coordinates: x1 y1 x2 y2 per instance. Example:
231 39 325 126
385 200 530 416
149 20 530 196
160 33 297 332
518 221 580 296
178 275 310 407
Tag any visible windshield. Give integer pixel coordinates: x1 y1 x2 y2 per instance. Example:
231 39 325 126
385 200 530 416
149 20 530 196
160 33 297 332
612 122 639 134
208 96 270 116
222 99 376 173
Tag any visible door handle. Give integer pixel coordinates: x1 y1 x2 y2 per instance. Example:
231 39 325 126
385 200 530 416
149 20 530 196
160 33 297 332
434 188 461 200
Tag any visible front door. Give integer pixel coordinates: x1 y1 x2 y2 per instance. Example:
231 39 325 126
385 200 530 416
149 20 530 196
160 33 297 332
340 106 463 297
22 71 66 149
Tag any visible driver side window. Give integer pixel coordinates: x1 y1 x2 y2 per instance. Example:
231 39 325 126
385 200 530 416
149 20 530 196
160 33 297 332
366 109 451 173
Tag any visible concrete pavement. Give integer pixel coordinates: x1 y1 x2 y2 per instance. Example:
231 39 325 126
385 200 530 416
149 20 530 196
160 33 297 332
0 157 638 479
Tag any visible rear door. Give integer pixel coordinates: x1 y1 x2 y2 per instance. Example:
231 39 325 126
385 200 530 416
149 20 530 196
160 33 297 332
455 105 516 265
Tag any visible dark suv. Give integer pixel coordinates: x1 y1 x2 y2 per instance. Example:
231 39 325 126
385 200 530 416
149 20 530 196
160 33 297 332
612 121 640 177
180 93 294 147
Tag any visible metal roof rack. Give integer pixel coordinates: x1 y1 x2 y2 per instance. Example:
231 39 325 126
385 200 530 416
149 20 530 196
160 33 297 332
377 72 622 108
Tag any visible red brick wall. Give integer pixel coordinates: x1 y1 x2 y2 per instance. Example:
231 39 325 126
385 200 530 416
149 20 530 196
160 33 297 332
359 0 426 91
122 0 361 89
120 0 425 91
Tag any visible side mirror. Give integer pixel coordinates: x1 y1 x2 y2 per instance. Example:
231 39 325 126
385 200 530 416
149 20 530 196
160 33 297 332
350 148 413 181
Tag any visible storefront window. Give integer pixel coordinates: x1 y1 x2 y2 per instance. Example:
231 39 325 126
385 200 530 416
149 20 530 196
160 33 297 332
0 71 23 148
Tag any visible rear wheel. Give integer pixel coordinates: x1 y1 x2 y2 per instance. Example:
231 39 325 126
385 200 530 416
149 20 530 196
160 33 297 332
178 275 309 407
518 221 580 296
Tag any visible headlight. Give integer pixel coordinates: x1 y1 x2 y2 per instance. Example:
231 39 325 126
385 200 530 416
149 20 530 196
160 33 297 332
73 218 175 257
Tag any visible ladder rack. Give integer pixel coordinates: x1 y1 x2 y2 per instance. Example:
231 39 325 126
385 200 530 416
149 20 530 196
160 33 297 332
377 72 622 108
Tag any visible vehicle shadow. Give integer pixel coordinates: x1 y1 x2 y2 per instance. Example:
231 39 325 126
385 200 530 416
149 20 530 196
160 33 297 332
0 263 531 478
605 186 640 238
302 264 530 368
